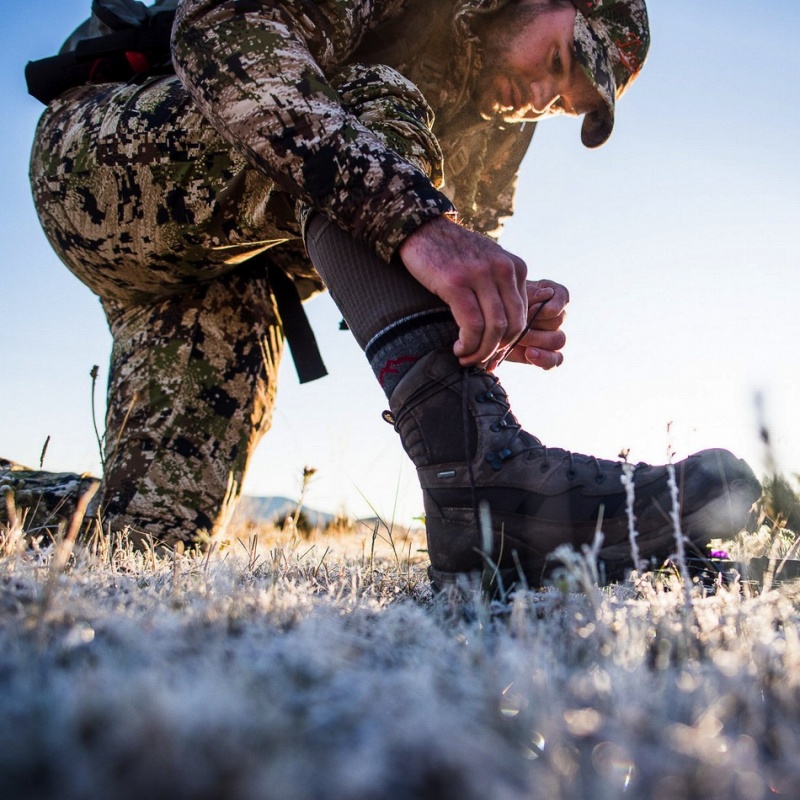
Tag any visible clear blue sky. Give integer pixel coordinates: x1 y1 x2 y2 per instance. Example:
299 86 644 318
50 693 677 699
2 0 798 524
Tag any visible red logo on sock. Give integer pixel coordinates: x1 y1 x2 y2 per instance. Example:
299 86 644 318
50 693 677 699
378 356 419 387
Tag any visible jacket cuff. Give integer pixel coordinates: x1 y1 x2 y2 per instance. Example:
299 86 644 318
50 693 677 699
345 168 456 262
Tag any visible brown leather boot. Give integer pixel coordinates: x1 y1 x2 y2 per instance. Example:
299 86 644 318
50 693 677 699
388 347 762 589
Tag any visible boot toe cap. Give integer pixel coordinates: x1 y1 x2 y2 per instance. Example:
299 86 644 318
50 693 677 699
680 449 761 537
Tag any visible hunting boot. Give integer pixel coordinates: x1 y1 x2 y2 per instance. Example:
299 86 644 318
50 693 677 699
388 347 762 589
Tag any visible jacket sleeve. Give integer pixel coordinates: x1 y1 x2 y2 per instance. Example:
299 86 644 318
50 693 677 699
172 0 455 261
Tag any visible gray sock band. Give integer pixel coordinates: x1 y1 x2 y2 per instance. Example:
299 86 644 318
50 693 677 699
366 309 458 397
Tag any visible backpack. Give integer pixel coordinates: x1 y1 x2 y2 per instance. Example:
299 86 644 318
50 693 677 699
26 0 178 105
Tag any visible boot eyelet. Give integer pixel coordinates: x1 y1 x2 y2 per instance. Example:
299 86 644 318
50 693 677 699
540 463 550 473
490 422 500 432
566 469 577 480
486 452 503 471
595 475 606 484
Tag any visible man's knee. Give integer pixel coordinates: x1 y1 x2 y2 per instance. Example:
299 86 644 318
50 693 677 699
29 77 282 304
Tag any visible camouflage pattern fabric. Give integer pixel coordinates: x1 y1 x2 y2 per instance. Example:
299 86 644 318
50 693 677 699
28 0 553 546
99 262 283 547
31 76 310 305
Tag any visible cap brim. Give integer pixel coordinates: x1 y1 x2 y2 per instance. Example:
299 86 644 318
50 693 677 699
581 109 614 148
573 12 617 148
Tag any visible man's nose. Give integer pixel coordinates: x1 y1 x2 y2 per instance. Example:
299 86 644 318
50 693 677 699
530 80 560 114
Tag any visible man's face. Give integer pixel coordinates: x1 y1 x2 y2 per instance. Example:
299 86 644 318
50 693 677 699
475 1 603 124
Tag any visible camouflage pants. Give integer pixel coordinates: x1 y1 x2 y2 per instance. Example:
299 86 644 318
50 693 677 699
29 67 441 546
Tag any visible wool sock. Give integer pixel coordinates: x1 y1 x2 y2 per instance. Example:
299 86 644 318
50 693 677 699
304 213 458 398
365 308 458 397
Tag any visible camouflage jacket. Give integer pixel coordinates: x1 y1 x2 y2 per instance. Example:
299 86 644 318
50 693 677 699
172 0 536 261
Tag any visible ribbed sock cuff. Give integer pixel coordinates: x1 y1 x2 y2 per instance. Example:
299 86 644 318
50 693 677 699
366 309 458 398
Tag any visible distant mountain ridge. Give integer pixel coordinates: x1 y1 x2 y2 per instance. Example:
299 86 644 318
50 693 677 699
235 495 336 530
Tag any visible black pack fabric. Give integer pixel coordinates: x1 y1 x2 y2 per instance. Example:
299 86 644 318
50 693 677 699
25 0 178 105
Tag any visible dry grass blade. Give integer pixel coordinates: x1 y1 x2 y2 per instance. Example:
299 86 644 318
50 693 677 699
35 479 99 636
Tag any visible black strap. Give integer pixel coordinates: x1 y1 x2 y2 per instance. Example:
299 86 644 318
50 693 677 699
268 265 328 384
26 20 174 105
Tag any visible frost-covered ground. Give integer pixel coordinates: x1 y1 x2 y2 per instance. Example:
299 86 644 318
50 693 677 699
2 522 800 800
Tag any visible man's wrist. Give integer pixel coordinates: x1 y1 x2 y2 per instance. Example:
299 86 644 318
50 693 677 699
397 209 460 259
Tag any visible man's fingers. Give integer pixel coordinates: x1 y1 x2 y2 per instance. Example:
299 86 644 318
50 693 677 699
504 345 564 369
473 291 510 364
524 348 564 370
454 255 527 365
457 290 505 365
496 254 528 346
528 281 569 321
501 326 566 367
530 285 555 305
450 290 486 361
522 282 568 339
523 310 566 333
461 252 528 365
516 329 566 353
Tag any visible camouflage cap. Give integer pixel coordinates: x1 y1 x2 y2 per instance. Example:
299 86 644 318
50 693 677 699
570 0 650 148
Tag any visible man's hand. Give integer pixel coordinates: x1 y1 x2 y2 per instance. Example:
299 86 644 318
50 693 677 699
493 279 569 370
398 216 529 366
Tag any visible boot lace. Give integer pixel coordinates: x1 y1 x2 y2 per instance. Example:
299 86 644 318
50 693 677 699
472 370 608 482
